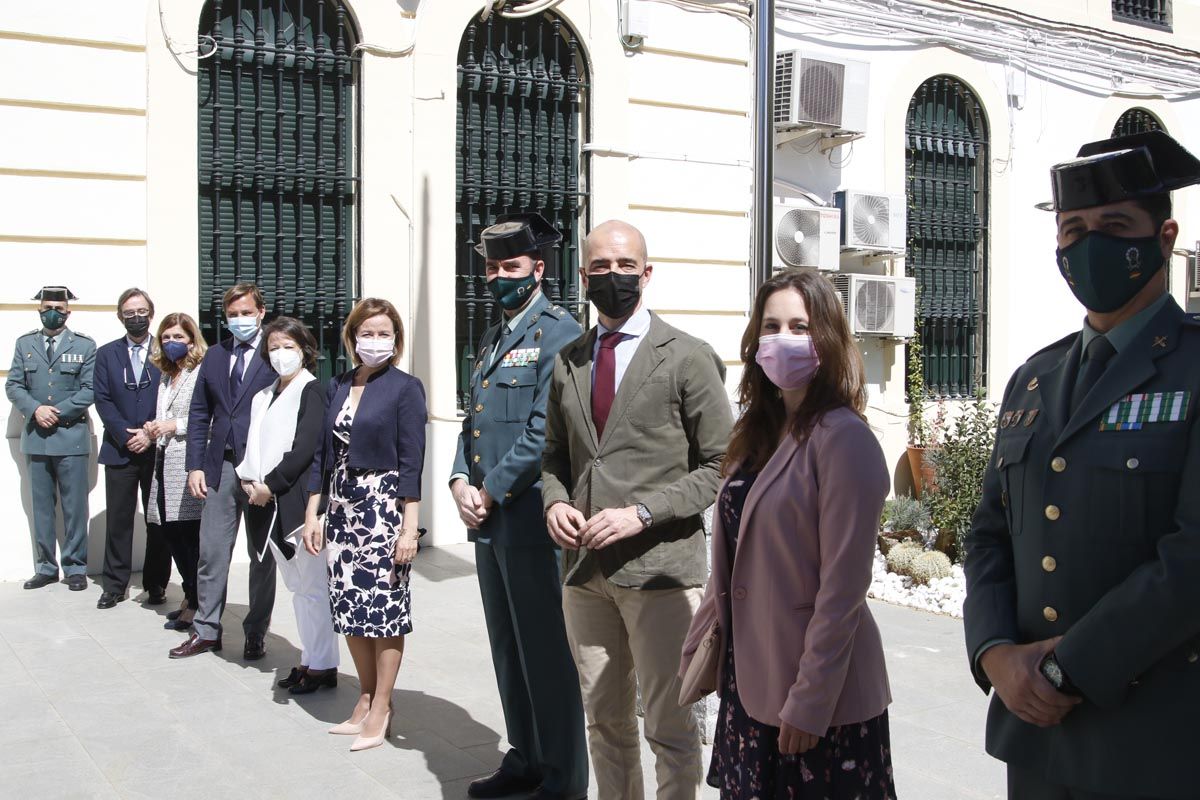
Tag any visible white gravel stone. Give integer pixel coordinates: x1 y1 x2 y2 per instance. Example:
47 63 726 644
868 550 965 618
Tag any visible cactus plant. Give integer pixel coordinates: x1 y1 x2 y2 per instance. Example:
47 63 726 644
885 541 923 576
909 550 953 585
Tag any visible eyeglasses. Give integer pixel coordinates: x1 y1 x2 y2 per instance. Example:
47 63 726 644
120 310 151 320
123 364 152 391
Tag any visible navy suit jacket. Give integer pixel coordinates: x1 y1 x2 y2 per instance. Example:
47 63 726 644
94 337 161 466
308 365 427 500
186 336 277 489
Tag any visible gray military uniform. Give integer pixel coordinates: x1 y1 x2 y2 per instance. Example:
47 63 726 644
5 328 96 577
964 297 1200 800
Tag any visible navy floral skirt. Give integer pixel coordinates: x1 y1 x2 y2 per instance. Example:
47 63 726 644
707 640 897 799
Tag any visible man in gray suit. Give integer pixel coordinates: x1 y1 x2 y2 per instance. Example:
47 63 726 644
451 213 588 800
6 286 97 591
543 221 733 800
965 130 1200 800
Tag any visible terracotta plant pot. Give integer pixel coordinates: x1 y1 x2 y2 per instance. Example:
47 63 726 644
906 445 939 499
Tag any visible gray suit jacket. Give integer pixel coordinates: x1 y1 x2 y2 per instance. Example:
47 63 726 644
541 312 732 589
964 298 1200 799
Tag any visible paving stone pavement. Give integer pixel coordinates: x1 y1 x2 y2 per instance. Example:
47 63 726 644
0 543 1004 799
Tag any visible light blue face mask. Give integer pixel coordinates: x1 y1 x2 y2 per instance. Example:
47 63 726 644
226 316 259 343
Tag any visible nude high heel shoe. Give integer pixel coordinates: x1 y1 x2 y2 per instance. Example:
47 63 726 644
349 711 392 752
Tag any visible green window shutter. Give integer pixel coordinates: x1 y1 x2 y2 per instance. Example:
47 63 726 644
198 0 358 381
905 75 989 399
454 9 590 410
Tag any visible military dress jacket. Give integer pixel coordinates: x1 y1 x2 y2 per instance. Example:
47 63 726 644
5 328 96 456
963 297 1200 800
451 292 581 547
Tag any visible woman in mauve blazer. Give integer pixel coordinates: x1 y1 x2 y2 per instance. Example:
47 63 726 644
680 269 896 800
303 298 426 753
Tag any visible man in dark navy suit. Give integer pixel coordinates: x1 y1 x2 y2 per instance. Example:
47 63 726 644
95 288 171 609
170 283 278 660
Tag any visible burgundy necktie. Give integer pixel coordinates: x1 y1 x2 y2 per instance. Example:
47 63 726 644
592 331 625 439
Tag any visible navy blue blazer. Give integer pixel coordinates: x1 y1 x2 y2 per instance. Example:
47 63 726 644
186 336 277 489
307 365 427 500
94 337 161 466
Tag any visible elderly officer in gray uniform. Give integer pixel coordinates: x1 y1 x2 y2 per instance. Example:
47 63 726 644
964 130 1200 800
6 286 97 591
450 213 588 800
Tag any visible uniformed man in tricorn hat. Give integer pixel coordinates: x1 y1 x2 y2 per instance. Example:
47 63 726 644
965 130 1200 799
5 286 97 591
450 213 588 800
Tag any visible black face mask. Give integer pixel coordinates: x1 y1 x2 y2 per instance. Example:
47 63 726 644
1055 231 1165 313
123 316 151 337
587 271 642 319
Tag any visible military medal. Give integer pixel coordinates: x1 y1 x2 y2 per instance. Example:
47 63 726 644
1099 391 1191 431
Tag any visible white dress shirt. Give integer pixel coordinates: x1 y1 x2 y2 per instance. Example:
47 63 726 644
228 329 263 379
591 305 652 392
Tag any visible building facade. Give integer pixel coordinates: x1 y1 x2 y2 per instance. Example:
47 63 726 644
0 0 1196 580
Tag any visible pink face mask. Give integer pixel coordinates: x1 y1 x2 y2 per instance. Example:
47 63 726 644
755 333 820 390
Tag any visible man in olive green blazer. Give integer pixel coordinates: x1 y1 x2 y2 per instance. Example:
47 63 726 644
542 220 733 800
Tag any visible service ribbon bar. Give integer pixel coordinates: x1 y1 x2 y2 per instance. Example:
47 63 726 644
1099 391 1191 431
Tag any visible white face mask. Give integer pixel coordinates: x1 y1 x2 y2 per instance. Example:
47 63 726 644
269 348 303 377
356 337 394 368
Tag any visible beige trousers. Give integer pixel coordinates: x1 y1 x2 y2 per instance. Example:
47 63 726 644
563 572 704 800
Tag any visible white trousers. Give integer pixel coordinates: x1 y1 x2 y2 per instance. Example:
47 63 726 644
267 535 340 671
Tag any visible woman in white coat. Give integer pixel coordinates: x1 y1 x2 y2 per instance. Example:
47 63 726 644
145 313 207 630
237 316 336 694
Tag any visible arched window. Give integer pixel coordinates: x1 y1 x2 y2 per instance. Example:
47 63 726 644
455 8 590 410
1112 107 1165 138
905 76 990 399
198 0 359 379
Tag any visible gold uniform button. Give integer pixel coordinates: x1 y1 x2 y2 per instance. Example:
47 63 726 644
1051 457 1066 472
482 379 489 388
473 455 481 463
510 378 518 385
1126 458 1140 470
473 430 481 438
1042 556 1057 572
1188 652 1198 664
1043 606 1059 623
475 404 484 413
504 492 513 499
1045 505 1061 521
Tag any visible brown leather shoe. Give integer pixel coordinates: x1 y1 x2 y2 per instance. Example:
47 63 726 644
169 632 222 659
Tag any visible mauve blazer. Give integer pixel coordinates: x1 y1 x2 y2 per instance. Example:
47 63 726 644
307 365 427 499
680 406 892 736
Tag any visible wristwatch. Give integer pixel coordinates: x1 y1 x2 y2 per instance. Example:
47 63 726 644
1039 652 1081 697
635 503 653 530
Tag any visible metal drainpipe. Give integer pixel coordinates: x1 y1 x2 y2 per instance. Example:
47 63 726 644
751 0 776 291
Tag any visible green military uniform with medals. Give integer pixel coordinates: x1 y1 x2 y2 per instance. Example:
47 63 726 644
450 214 588 799
965 132 1200 799
5 287 97 585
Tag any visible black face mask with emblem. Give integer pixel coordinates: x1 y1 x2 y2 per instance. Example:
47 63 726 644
39 308 67 331
1055 230 1165 314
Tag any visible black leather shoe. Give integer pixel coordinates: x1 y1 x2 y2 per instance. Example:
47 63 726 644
23 574 58 590
96 591 127 609
146 589 168 605
289 668 337 694
164 616 193 631
169 632 222 659
468 769 540 799
243 633 266 661
277 666 306 689
530 789 587 800
65 575 87 591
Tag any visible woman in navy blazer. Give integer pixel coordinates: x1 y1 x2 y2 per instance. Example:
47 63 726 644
303 298 426 752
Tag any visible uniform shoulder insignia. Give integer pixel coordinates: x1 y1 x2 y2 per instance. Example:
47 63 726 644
72 331 94 340
1184 313 1200 326
550 306 566 318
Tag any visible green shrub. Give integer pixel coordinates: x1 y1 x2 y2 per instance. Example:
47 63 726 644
909 550 953 585
881 494 931 533
927 391 997 562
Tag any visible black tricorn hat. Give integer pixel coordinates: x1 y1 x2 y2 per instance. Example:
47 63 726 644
1040 130 1200 212
32 286 77 302
474 212 562 260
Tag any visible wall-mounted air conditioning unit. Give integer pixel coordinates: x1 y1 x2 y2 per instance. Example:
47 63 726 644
832 273 916 338
773 200 840 272
834 190 907 253
1189 242 1200 295
774 50 869 134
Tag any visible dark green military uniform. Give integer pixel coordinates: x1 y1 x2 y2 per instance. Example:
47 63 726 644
6 326 96 578
965 131 1200 800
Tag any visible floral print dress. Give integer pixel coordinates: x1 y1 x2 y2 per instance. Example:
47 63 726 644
325 396 413 638
707 468 898 800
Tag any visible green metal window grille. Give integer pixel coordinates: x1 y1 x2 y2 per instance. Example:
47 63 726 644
1112 107 1165 138
905 75 990 399
455 7 590 410
198 0 359 381
1112 1 1172 30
